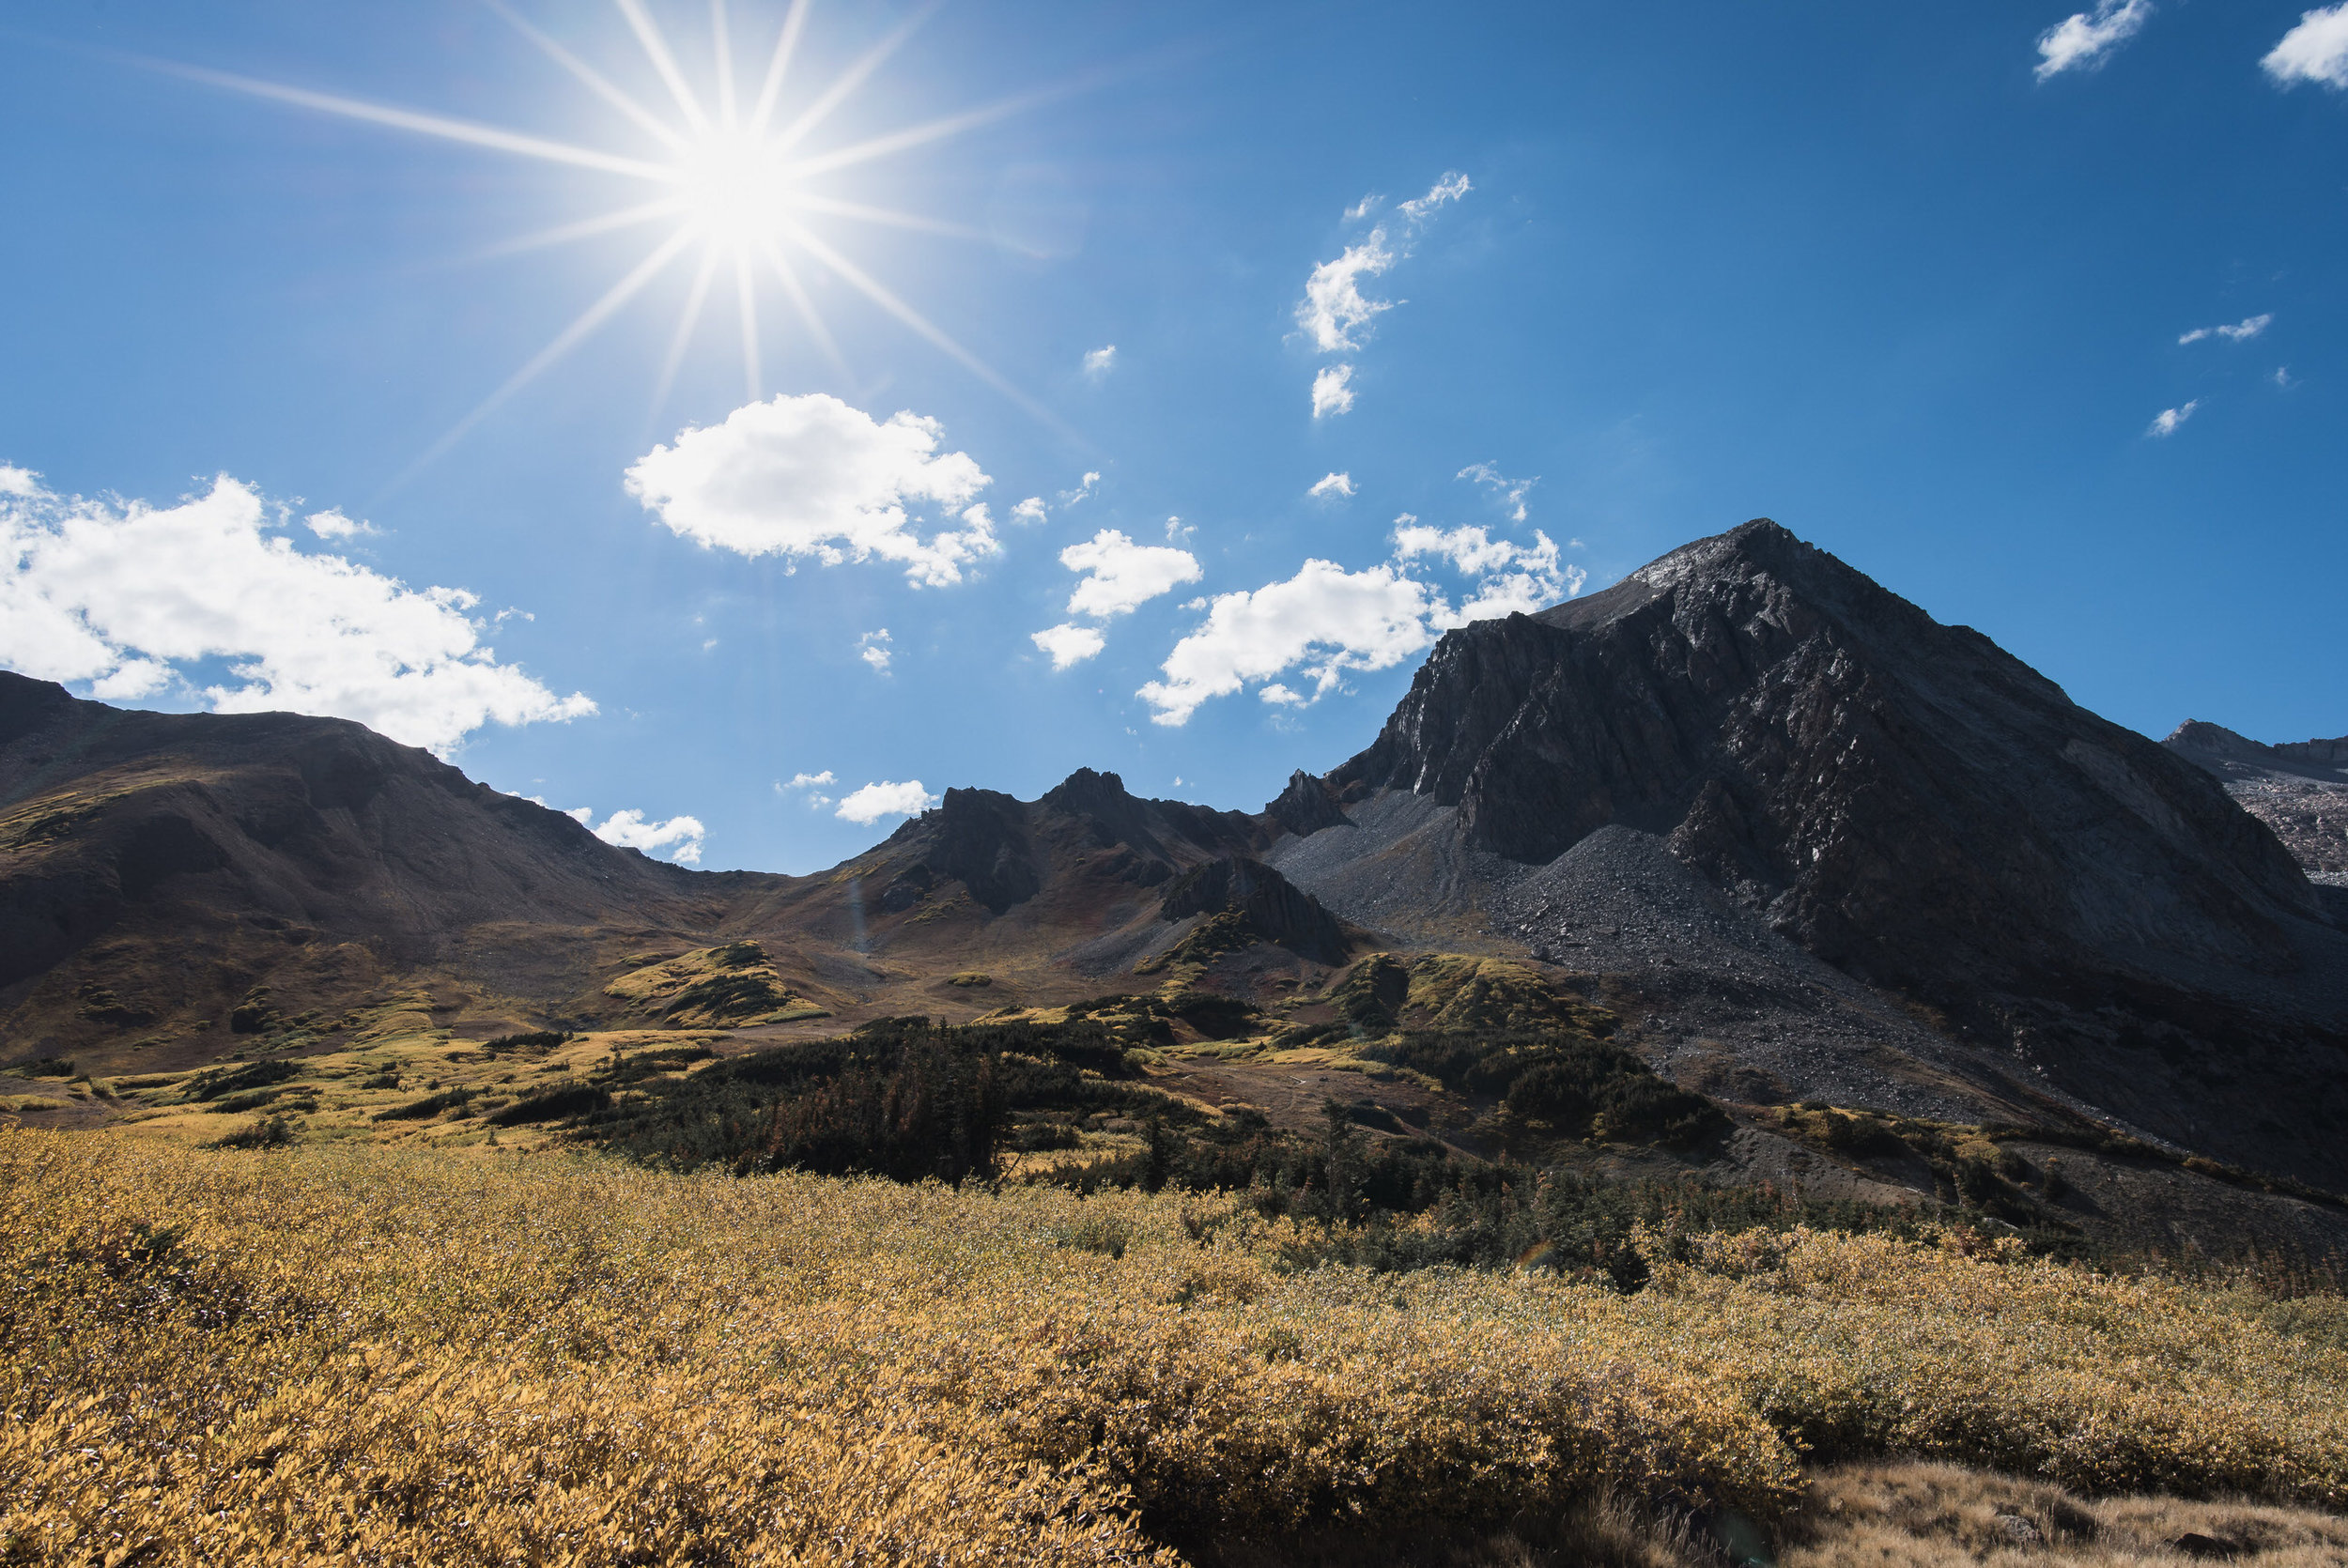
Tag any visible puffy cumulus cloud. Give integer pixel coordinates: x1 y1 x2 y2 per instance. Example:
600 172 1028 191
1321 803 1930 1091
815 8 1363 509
1082 345 1117 378
0 465 592 756
1457 461 1537 522
1394 522 1584 623
1139 560 1441 726
1060 529 1203 619
1311 364 1356 418
2146 400 2200 437
2034 0 2153 80
1011 497 1048 525
624 393 999 588
572 807 705 865
1031 623 1106 669
836 779 936 824
2264 4 2348 87
2178 314 2272 345
857 629 893 672
1308 471 1355 500
1137 508 1589 727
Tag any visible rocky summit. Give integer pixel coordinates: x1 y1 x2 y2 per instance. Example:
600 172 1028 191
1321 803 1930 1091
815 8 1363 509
5 519 2346 1253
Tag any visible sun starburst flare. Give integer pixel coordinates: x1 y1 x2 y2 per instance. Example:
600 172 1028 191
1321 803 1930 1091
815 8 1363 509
152 0 1074 471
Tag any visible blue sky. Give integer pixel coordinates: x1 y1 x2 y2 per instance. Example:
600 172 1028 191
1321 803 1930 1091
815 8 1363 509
2 0 2342 873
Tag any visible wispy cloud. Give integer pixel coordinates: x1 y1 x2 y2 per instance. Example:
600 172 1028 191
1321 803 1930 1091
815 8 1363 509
2264 4 2348 88
1308 471 1355 500
1060 470 1100 505
857 628 893 671
1082 345 1117 379
1311 364 1356 419
777 771 835 808
1457 461 1537 522
1294 171 1475 351
2146 399 2200 438
2177 314 2271 346
2034 0 2153 80
1297 233 1398 353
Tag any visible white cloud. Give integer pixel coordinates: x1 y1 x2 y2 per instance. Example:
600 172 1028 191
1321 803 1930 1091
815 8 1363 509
0 465 592 756
1397 171 1472 222
1136 507 1589 726
1343 194 1381 222
1294 173 1474 355
2264 4 2348 87
1139 561 1443 726
836 779 936 824
624 393 998 588
1060 529 1203 618
577 807 706 865
1308 471 1356 500
1457 461 1537 521
1394 522 1583 623
1012 497 1048 525
1165 515 1193 544
1312 364 1356 419
2178 314 2272 345
304 508 376 541
784 771 836 789
1061 471 1100 505
1031 623 1106 669
2034 0 2154 80
2146 399 2200 437
2274 366 2295 388
857 629 893 672
1296 233 1398 353
1082 345 1117 378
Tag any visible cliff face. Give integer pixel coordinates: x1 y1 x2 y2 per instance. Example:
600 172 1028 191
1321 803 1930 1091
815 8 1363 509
1276 521 2348 1189
1330 521 2318 994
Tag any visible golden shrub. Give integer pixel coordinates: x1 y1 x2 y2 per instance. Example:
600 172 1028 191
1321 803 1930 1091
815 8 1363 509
0 1129 2341 1567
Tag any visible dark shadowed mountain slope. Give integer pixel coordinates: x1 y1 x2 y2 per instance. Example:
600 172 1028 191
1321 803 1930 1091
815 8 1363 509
719 768 1356 1006
0 671 789 1058
1270 521 2348 1189
2165 721 2348 889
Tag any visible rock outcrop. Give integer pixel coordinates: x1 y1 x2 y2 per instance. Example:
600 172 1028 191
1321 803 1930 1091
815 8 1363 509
2164 721 2348 889
1277 521 2348 1188
1159 856 1350 965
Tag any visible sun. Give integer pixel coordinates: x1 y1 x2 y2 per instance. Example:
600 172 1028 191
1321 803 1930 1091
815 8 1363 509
166 0 1060 469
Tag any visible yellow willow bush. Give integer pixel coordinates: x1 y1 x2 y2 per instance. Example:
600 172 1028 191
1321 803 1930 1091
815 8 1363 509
1 1128 2344 1567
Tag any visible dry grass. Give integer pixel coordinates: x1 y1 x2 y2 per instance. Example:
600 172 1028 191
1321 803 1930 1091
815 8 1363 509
3 1130 2346 1564
1786 1462 2348 1567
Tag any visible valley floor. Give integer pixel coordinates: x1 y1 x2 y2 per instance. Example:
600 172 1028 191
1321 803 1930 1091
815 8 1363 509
4 1129 2346 1565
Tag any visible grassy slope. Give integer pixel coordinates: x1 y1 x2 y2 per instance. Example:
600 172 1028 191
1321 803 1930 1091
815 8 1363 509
4 1129 2346 1566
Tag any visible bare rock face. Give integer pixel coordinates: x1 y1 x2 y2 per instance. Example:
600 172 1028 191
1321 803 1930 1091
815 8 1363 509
1159 856 1350 965
2164 722 2348 888
1294 520 2348 1188
1333 521 2317 992
1264 770 1352 839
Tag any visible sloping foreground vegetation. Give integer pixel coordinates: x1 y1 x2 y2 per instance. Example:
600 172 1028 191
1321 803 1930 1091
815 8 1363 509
3 1130 2346 1566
